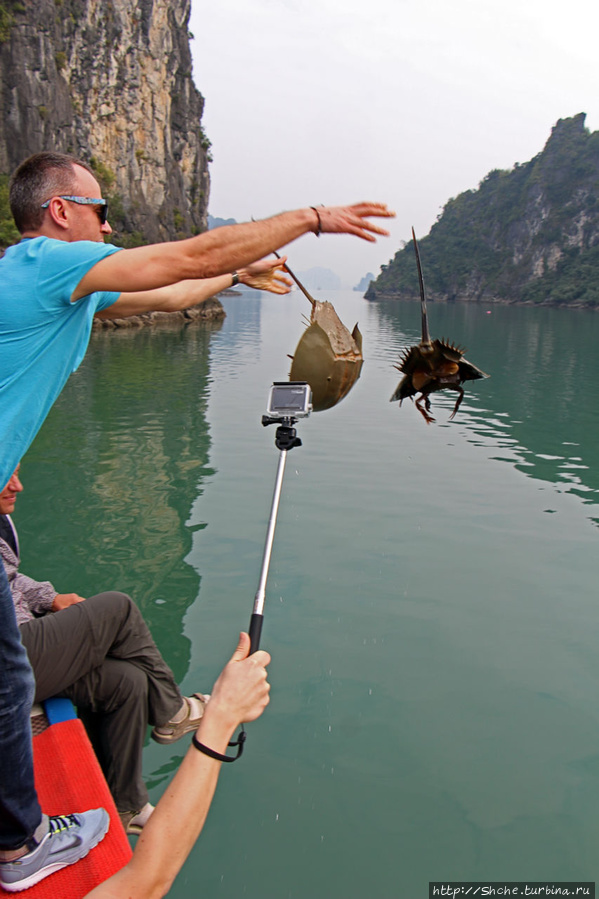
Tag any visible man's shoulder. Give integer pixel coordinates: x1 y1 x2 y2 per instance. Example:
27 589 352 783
37 236 120 259
0 237 121 301
2 236 120 264
2 236 60 257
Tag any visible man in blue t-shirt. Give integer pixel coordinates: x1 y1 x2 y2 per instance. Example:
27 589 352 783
0 150 394 891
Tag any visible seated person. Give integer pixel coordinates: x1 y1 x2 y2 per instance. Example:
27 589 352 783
0 465 210 834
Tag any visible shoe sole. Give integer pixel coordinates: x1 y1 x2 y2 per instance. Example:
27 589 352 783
0 816 109 892
151 725 199 745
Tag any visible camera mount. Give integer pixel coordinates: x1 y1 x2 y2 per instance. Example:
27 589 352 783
261 415 303 452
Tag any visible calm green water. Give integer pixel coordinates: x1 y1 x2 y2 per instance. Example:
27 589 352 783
16 290 599 897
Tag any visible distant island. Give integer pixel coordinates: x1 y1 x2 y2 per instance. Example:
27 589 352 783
367 114 599 308
207 215 237 229
354 272 374 292
295 267 341 291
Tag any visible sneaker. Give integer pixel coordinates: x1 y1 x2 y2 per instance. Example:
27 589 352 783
0 809 109 892
151 693 210 745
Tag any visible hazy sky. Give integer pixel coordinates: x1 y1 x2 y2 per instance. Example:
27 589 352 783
189 0 599 286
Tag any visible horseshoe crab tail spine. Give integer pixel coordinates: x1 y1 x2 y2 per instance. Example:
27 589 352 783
274 249 316 307
412 227 430 345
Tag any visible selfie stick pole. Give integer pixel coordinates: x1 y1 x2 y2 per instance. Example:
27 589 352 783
248 419 302 653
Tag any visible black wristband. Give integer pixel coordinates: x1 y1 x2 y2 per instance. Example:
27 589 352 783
310 206 322 237
192 727 246 763
231 271 240 286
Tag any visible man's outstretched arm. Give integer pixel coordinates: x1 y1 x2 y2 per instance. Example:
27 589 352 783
94 257 292 319
74 203 395 300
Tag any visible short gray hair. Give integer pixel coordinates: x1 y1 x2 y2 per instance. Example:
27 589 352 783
9 152 94 233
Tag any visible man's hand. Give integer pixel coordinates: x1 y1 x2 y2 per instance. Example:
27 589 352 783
51 592 86 611
314 202 395 241
202 632 271 734
237 257 292 295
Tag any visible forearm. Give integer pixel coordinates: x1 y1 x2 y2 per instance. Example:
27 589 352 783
85 712 236 899
95 274 235 319
85 633 271 899
177 210 317 279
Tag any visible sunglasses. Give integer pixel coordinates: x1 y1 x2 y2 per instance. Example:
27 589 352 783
41 195 109 225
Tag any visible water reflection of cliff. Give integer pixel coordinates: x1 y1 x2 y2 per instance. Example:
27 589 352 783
17 322 221 682
370 300 599 523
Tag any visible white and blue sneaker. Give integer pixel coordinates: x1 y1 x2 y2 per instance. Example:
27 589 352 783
0 809 109 892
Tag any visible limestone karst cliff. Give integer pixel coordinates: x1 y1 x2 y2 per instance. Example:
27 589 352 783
0 0 210 245
368 114 599 307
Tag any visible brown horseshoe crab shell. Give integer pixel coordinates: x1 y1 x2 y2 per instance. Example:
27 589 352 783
289 300 363 412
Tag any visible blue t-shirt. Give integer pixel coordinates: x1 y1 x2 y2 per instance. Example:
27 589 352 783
0 237 121 488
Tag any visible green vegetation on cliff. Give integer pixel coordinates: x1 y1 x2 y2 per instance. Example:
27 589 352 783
0 0 24 43
368 114 599 307
0 175 19 246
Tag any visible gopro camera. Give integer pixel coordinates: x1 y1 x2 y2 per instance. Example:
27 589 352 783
265 381 312 420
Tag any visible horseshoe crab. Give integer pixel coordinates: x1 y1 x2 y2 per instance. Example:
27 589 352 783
278 254 363 412
390 229 488 423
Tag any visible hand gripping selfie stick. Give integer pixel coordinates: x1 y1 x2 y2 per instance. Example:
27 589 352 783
249 381 312 652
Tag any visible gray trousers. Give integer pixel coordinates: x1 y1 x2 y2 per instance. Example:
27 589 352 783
20 591 183 813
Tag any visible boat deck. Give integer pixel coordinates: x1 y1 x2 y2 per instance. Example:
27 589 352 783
21 700 132 898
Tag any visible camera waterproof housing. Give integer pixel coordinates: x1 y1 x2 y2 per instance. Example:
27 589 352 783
265 381 312 422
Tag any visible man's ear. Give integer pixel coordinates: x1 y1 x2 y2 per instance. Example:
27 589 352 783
47 197 70 231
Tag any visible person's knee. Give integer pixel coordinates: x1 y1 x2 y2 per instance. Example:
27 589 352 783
88 590 134 610
85 591 140 626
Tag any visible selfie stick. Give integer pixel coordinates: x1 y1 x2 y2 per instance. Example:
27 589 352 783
248 388 308 653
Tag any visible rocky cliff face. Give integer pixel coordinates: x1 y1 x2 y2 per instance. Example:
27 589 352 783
369 114 599 307
0 0 210 244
